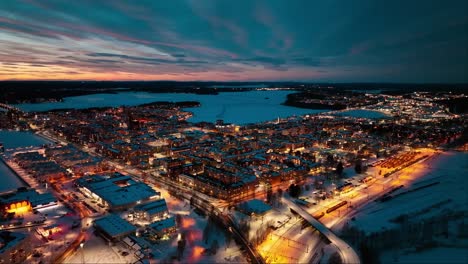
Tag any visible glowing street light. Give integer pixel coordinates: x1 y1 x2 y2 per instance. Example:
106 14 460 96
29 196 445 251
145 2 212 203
80 242 85 264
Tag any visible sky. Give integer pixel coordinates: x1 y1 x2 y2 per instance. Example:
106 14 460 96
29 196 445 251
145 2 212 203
0 0 467 82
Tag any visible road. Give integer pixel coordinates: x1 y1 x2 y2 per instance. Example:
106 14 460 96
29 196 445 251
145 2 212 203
283 198 360 264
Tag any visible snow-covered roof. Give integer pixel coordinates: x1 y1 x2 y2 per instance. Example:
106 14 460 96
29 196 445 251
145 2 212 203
238 199 272 215
0 189 56 208
94 214 136 238
134 199 168 215
148 217 176 232
76 173 160 208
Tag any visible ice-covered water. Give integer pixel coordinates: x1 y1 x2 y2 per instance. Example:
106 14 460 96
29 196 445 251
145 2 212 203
15 91 327 124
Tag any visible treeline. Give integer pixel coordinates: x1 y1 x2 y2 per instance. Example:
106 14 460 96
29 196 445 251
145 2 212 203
138 101 200 108
0 81 267 104
283 92 346 110
436 97 468 114
341 210 468 264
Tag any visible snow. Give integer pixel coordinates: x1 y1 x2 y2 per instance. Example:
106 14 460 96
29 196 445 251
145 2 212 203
380 247 468 264
0 130 52 149
0 160 26 192
131 188 247 263
340 151 468 264
14 91 325 124
64 232 138 264
349 151 468 234
237 199 272 215
94 214 136 238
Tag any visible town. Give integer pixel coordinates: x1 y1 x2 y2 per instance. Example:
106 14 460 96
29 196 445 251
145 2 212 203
1 88 466 263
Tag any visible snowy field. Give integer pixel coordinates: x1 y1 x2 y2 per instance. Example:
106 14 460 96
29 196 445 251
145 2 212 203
349 151 467 234
64 233 138 264
380 247 468 264
345 151 468 263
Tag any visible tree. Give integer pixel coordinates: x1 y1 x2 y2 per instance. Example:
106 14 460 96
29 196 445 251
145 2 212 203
277 188 283 197
360 242 380 264
175 214 183 226
336 162 344 176
314 178 323 190
266 188 273 204
328 252 343 264
355 161 363 174
177 233 187 260
239 220 251 239
210 239 219 255
203 222 211 244
288 184 301 198
225 229 232 249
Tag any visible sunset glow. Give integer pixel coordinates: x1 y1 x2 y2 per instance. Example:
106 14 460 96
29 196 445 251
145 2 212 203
0 0 467 82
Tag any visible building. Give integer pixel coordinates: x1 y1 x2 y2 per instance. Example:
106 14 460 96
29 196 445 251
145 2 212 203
75 173 160 211
237 199 272 216
133 199 169 222
148 217 176 237
93 214 137 242
0 188 57 216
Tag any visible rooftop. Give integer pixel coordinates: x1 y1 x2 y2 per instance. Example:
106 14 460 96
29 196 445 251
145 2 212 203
237 199 272 215
0 188 56 207
94 214 136 238
76 173 160 208
148 217 176 232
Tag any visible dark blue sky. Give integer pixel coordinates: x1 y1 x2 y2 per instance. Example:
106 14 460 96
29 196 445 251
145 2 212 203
0 0 467 82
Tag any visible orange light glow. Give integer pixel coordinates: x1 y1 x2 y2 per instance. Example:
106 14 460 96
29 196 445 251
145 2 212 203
191 245 204 260
5 201 32 214
181 217 196 229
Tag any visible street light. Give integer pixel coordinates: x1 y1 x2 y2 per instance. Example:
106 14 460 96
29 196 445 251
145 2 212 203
80 242 85 264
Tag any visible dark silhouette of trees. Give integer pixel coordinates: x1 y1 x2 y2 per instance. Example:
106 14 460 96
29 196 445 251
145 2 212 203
177 233 187 260
210 239 219 255
277 188 283 197
289 184 302 198
360 241 381 264
355 161 363 174
336 162 344 176
328 252 343 264
266 188 273 203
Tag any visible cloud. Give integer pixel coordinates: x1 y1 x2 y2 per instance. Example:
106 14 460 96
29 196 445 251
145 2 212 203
0 0 466 82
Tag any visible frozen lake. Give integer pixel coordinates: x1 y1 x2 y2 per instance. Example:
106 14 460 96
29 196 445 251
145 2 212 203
0 130 52 192
15 91 327 124
0 160 25 193
0 130 52 149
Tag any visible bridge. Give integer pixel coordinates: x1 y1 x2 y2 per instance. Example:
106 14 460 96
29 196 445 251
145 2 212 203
0 103 23 113
283 198 360 264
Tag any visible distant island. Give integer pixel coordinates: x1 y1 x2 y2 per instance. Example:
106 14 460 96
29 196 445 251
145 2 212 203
1 81 467 113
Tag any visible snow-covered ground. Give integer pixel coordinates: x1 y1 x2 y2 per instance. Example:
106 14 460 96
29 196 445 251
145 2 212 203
163 189 247 263
64 232 138 264
380 247 468 264
343 151 468 263
349 151 467 234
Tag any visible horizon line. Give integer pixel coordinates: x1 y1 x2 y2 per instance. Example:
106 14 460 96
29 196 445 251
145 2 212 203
1 80 467 85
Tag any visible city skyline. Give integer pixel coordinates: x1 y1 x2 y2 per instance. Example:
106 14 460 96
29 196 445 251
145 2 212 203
1 0 467 82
